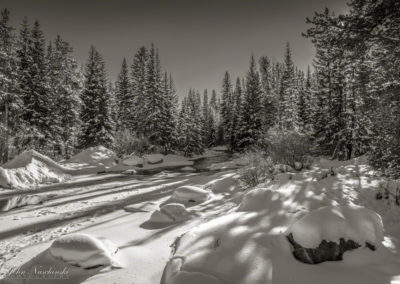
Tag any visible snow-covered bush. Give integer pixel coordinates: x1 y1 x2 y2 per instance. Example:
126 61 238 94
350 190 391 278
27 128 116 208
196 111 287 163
259 128 313 170
237 151 274 188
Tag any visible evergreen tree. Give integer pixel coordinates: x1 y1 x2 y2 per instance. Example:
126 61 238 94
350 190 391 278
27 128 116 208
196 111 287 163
279 42 296 129
115 58 131 131
46 35 83 158
80 46 114 148
220 71 234 148
0 9 19 162
130 46 148 135
238 55 264 148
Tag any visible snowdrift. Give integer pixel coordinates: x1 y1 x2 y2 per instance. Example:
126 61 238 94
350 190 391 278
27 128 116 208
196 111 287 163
0 150 72 189
49 233 122 269
168 185 210 205
287 204 384 249
162 157 400 284
63 146 118 172
149 203 192 223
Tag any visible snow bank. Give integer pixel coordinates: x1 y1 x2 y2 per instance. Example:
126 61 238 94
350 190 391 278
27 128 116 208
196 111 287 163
162 157 400 283
0 150 71 189
180 166 196 172
287 205 384 249
145 154 164 164
49 233 122 269
0 194 45 211
149 203 192 223
121 155 144 166
204 173 241 194
65 146 118 169
170 185 210 205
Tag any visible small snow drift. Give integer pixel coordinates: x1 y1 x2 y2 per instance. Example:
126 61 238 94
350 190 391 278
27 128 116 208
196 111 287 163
149 203 192 223
237 187 282 212
121 155 144 167
145 154 164 164
65 146 118 169
170 185 210 205
49 233 122 269
0 194 45 211
180 166 196 172
0 150 70 189
204 173 241 194
286 205 384 264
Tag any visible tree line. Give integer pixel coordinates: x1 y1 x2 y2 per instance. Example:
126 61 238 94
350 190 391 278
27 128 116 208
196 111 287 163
1 0 400 179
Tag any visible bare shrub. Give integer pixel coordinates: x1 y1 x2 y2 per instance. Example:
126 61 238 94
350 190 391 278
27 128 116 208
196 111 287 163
259 128 313 169
238 151 274 188
113 129 151 157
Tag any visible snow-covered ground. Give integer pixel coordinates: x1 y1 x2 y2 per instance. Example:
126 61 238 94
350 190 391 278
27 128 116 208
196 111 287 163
0 153 399 283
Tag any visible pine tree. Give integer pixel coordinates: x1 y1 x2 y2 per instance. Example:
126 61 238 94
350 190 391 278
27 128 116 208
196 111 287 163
80 46 114 148
220 71 234 148
279 42 296 129
231 78 242 151
23 20 52 153
115 58 131 131
259 55 277 131
130 46 148 135
238 55 264 149
0 9 19 162
46 35 83 158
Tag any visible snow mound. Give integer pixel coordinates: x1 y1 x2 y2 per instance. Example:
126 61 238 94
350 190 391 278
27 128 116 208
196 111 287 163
121 155 144 166
0 150 70 189
49 233 122 269
204 173 241 193
0 194 45 211
66 146 117 168
238 187 282 212
149 203 192 223
287 205 384 249
145 154 164 164
170 185 210 205
180 166 196 172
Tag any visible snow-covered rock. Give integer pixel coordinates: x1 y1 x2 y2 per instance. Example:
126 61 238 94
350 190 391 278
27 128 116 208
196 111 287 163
145 154 164 164
0 150 71 189
286 205 384 264
49 233 122 269
170 185 210 205
121 155 144 167
149 203 192 223
294 162 303 171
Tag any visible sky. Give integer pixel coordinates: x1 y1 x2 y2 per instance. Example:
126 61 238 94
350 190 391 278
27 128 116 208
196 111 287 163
2 0 349 96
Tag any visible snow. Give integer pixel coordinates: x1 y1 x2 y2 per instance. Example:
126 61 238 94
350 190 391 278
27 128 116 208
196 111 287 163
63 145 118 172
149 203 192 223
2 154 400 283
204 172 241 194
161 156 400 284
180 166 196 172
121 155 144 166
0 150 71 189
287 205 384 248
49 233 122 269
145 154 164 164
169 185 210 205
